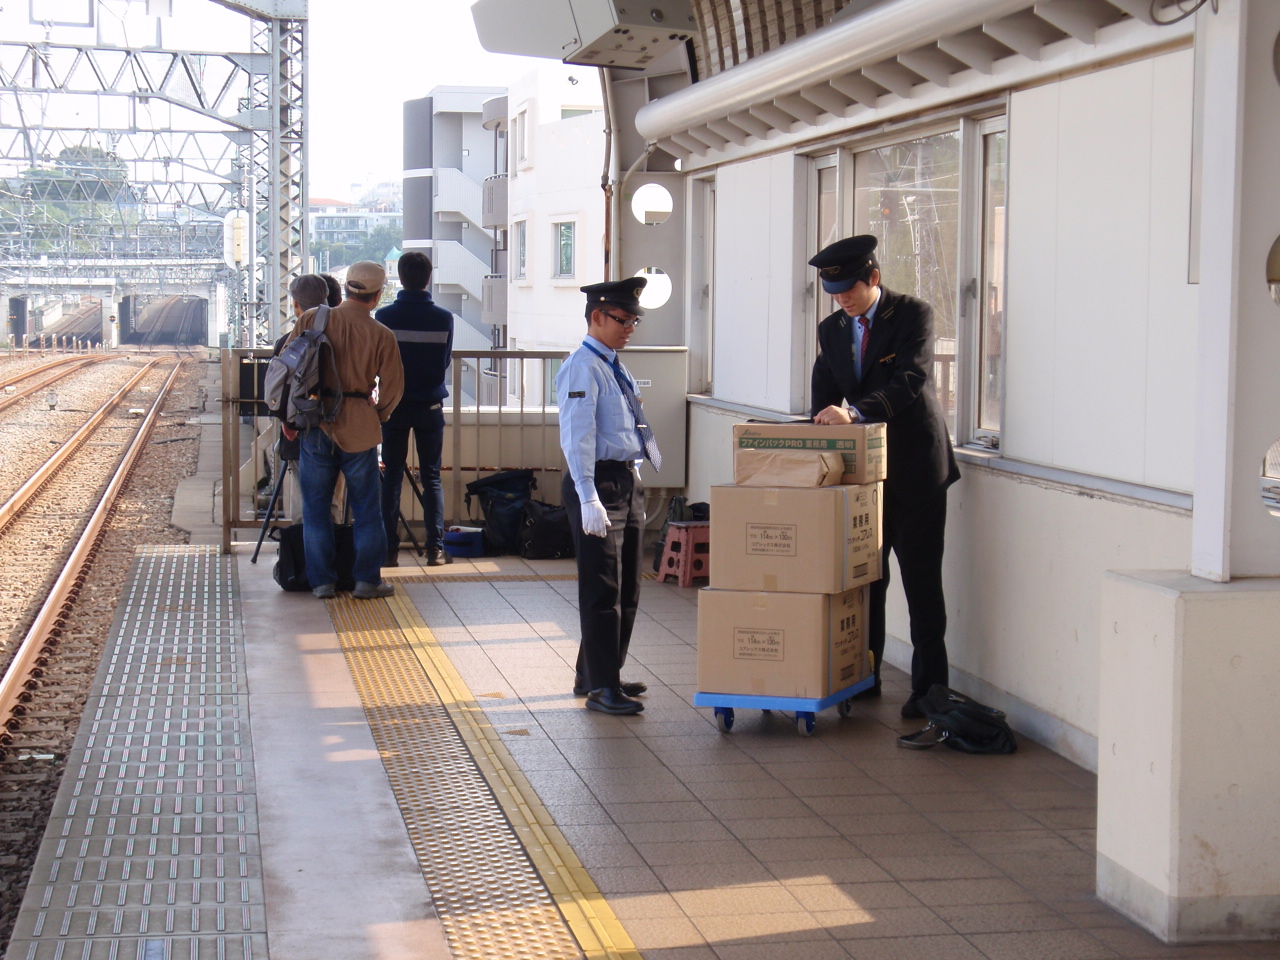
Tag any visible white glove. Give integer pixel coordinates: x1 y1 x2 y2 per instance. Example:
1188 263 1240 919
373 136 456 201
580 498 611 538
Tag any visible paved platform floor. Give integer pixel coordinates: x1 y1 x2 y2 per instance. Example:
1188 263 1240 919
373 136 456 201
242 546 1280 960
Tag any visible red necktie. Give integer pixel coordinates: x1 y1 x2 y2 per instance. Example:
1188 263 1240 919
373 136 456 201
858 316 871 366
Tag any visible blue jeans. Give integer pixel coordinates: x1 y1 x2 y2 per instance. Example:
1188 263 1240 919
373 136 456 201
300 428 386 586
381 401 446 553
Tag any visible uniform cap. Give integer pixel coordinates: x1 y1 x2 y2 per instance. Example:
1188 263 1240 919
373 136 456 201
581 277 648 316
345 260 386 295
809 235 879 294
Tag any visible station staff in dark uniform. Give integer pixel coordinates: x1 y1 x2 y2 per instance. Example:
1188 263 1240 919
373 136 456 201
557 278 660 716
809 235 960 718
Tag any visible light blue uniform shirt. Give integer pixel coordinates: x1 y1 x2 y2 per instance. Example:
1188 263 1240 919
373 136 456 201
557 335 644 503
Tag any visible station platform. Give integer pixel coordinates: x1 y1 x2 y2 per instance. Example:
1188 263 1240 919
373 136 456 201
8 373 1280 959
17 546 1280 960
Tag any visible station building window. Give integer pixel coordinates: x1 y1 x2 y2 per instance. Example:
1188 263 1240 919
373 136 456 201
809 117 1007 446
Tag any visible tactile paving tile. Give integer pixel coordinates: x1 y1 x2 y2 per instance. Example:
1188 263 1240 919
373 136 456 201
328 597 585 960
6 546 269 960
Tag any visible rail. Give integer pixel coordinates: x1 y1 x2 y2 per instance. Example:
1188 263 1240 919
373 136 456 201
0 356 111 416
0 359 184 736
0 359 164 534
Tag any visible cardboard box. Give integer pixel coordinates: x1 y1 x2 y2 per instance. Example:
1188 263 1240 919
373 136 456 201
710 483 881 594
733 422 887 485
697 586 872 698
733 449 844 487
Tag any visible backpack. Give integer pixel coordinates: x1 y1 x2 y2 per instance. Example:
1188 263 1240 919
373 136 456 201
903 684 1018 754
270 522 357 592
464 469 537 555
518 500 575 560
263 304 342 429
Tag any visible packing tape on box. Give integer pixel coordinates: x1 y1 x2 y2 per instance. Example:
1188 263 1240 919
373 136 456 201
763 489 779 506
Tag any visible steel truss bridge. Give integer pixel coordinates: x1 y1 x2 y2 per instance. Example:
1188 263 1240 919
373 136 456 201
0 0 307 346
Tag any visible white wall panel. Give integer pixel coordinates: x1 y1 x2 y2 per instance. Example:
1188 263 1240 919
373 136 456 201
1053 61 1153 482
1144 50 1197 493
1007 52 1196 488
713 154 803 412
1004 82 1059 467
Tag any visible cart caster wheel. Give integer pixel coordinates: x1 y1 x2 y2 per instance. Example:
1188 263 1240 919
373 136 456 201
837 698 853 718
761 708 772 714
796 713 815 736
715 707 735 733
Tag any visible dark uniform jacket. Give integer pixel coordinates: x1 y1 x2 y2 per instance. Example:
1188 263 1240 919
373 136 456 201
375 289 453 404
810 285 960 500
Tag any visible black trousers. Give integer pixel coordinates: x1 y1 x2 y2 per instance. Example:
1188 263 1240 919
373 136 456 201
380 401 446 553
562 462 644 691
868 484 950 697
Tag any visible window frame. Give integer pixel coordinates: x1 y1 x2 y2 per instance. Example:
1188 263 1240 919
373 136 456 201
513 218 528 280
801 111 1007 444
551 220 575 279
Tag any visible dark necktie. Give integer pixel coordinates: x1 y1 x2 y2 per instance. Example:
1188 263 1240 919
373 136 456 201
610 356 662 472
857 316 872 366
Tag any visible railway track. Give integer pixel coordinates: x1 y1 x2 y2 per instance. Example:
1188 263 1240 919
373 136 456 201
0 355 204 940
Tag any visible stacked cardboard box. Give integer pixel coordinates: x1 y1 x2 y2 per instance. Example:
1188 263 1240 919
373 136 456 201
697 422 886 700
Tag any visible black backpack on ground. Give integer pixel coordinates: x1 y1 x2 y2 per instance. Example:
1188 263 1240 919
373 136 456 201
518 500 575 560
464 469 537 555
271 523 357 592
907 684 1017 754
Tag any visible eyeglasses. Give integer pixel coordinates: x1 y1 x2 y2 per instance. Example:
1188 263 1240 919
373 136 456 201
602 310 641 329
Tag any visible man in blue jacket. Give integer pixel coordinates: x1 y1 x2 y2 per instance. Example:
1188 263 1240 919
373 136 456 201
378 251 455 566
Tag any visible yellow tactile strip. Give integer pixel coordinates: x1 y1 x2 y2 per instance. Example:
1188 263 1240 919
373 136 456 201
329 595 642 960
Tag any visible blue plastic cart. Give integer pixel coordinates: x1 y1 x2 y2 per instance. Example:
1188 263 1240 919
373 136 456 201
694 674 878 736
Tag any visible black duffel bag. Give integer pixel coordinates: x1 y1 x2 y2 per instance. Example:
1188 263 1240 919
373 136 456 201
271 523 357 592
518 500 575 560
900 685 1018 754
464 469 537 555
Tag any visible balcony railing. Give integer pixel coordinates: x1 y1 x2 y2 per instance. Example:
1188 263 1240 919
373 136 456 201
481 174 508 229
481 274 507 325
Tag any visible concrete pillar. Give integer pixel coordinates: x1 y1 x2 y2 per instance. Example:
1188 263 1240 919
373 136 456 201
1098 0 1280 942
1191 0 1280 581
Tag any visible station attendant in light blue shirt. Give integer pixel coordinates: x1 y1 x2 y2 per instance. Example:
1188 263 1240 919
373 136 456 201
557 278 661 717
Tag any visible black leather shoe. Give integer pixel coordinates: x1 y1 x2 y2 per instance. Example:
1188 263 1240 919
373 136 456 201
427 547 453 566
574 680 647 697
585 687 643 715
901 694 925 720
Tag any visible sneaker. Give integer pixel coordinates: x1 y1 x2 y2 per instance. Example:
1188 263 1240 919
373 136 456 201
427 547 453 567
311 583 336 600
352 580 395 599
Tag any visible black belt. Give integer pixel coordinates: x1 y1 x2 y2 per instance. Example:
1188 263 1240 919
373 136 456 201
343 391 370 399
596 459 635 469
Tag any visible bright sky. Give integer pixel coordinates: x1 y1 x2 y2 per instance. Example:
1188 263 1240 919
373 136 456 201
306 0 545 201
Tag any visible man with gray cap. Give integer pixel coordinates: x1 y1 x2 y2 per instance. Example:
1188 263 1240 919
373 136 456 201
557 278 660 716
809 235 960 718
288 260 405 600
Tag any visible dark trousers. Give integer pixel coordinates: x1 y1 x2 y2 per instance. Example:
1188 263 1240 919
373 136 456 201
868 484 950 697
381 400 446 553
562 462 644 691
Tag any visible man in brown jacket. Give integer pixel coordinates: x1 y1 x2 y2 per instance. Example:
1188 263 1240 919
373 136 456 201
287 260 404 599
